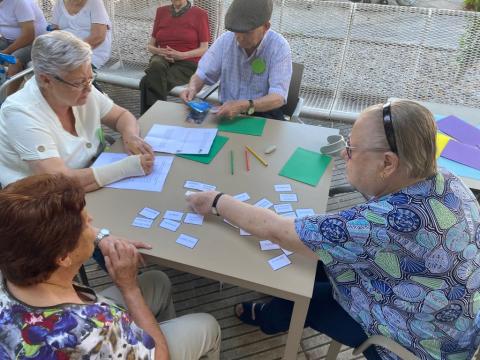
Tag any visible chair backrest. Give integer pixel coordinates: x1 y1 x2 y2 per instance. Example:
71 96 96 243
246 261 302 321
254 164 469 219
282 62 304 117
0 67 34 105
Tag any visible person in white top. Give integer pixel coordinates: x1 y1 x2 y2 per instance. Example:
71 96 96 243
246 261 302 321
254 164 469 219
51 0 112 69
0 0 47 94
0 31 153 191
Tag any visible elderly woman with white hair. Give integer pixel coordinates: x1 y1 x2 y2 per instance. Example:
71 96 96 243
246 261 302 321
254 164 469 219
187 100 480 360
0 30 153 191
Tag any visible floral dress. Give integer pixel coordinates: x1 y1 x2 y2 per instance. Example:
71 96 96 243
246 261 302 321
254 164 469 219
295 170 480 360
0 275 155 359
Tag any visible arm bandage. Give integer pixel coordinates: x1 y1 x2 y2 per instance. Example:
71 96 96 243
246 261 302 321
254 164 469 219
92 154 145 187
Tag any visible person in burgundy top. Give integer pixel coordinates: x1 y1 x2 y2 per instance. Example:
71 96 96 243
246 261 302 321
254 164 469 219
140 0 209 114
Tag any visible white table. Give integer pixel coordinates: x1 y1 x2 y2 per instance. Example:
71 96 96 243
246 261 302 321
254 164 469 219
87 101 339 359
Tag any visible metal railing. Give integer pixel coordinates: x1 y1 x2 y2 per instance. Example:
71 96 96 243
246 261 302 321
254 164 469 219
36 0 480 121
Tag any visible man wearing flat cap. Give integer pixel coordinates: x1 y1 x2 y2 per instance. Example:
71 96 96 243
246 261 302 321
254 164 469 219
180 0 292 120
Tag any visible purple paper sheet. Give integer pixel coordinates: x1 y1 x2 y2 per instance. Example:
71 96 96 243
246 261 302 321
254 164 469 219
441 140 480 171
437 115 480 147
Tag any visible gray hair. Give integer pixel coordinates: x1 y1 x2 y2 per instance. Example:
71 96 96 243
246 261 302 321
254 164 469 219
363 100 437 179
32 31 92 78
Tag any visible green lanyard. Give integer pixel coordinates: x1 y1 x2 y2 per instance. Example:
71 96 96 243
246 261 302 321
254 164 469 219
96 127 110 152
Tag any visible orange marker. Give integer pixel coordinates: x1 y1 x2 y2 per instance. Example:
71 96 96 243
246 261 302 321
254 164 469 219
245 148 250 171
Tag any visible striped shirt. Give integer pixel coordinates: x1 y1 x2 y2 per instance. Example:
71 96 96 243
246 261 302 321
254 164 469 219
196 30 292 103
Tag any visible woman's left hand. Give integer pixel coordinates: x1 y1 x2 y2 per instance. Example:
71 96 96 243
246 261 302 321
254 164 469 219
186 191 219 215
165 46 184 61
123 134 154 155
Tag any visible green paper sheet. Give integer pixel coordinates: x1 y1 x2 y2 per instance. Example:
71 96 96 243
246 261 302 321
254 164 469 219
177 135 229 164
218 116 266 136
279 147 331 187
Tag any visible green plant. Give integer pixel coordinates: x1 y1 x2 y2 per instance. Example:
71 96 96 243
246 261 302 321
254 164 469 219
464 0 480 11
457 15 480 78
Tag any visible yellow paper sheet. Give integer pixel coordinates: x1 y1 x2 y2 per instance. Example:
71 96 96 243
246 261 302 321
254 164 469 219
436 132 451 158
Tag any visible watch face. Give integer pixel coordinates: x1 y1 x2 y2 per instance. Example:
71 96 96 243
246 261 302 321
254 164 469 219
247 107 255 115
100 228 110 237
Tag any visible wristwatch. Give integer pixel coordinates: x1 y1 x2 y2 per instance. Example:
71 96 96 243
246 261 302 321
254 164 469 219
94 228 110 247
211 192 224 216
247 99 255 115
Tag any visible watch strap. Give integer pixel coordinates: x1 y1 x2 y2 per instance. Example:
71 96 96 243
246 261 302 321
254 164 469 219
94 229 110 247
247 99 255 115
211 192 224 216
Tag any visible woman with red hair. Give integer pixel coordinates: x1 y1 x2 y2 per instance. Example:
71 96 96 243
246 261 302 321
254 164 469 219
0 174 220 359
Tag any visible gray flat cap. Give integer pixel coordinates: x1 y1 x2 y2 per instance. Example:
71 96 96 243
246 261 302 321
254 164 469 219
225 0 273 33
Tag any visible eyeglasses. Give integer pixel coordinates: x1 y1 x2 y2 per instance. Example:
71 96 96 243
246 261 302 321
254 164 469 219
383 102 398 154
53 74 96 89
345 137 390 160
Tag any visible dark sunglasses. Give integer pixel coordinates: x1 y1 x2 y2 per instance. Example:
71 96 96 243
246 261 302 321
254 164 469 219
383 102 398 154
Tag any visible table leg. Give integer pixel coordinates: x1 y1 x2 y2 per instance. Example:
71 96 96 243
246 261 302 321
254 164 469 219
283 296 310 359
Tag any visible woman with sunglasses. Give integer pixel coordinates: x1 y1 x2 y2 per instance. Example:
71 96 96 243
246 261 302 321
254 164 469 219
0 31 154 191
186 100 480 360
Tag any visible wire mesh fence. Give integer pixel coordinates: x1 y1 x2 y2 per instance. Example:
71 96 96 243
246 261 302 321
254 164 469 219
36 0 480 119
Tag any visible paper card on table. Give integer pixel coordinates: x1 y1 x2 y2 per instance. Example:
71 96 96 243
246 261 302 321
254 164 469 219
92 153 174 192
176 234 198 249
254 198 273 209
436 132 451 158
138 207 160 219
159 219 181 232
279 193 298 202
296 208 315 217
279 148 331 187
177 135 229 164
259 240 281 251
438 157 480 181
240 229 251 236
145 124 217 154
163 211 184 221
437 115 480 147
281 212 297 218
184 213 204 225
234 192 250 202
132 217 154 229
217 116 266 136
282 248 294 256
441 140 480 171
268 254 291 271
224 219 239 228
274 203 293 214
184 180 216 191
274 184 292 192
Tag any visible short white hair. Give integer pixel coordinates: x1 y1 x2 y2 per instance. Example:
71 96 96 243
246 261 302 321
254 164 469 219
32 31 92 78
362 100 437 179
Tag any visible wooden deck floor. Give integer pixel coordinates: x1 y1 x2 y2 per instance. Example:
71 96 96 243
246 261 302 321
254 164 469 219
89 83 366 359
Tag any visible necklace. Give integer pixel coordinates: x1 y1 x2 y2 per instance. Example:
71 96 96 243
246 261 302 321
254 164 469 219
170 0 191 17
42 281 73 291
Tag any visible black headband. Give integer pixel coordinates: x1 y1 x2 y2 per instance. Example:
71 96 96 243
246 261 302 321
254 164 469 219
382 102 398 154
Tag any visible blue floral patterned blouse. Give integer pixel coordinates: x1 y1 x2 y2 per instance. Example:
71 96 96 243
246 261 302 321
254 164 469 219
0 275 155 359
295 170 480 360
